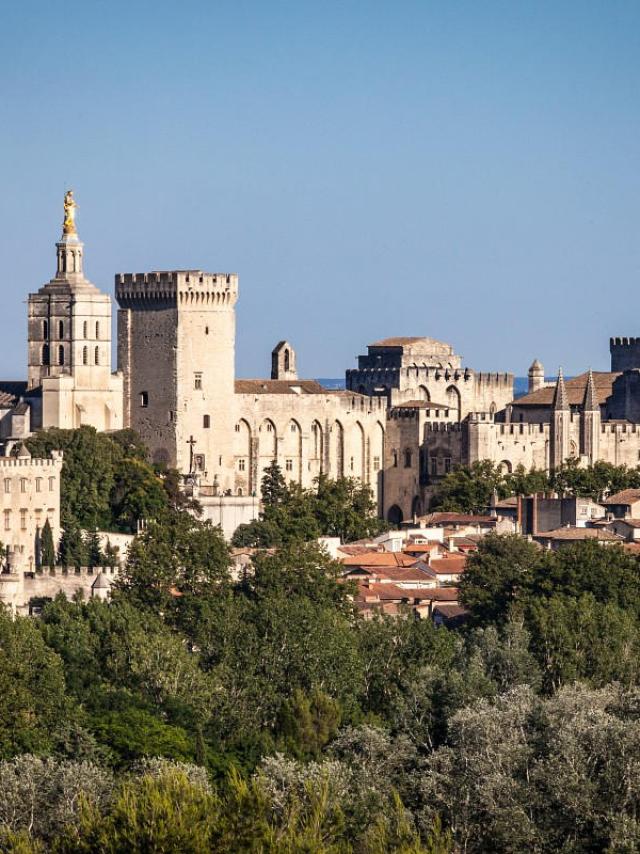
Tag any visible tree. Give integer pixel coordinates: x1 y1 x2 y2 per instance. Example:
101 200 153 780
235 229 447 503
84 530 104 568
430 461 506 514
109 458 167 532
57 517 87 567
261 460 288 506
459 534 543 626
40 519 56 569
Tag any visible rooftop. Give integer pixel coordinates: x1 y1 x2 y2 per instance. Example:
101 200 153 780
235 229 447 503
603 489 640 506
514 371 619 407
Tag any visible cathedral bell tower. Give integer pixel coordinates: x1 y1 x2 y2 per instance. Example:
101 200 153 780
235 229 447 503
26 192 123 431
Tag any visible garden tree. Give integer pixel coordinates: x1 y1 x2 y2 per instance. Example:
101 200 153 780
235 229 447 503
109 458 167 532
0 611 70 758
26 426 176 534
459 534 544 626
551 457 640 500
503 464 549 497
314 474 388 542
40 519 55 568
233 468 387 548
525 594 640 692
117 511 230 610
430 460 506 514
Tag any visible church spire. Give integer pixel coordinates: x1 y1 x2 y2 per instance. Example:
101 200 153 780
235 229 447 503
552 367 569 411
583 368 599 412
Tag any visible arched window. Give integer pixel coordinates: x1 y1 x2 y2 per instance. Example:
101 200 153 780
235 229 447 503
58 320 64 339
140 391 148 407
284 349 290 371
203 415 210 428
392 449 399 468
94 346 99 365
95 321 100 339
42 320 48 339
83 321 88 338
42 344 50 366
82 346 88 365
404 449 413 468
58 345 65 366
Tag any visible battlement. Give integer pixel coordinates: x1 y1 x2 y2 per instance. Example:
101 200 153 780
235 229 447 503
424 422 464 433
116 271 238 307
601 422 640 435
610 336 640 372
33 565 118 578
0 453 62 469
474 372 514 386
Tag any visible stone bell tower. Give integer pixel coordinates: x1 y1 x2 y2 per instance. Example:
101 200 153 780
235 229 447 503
27 192 123 430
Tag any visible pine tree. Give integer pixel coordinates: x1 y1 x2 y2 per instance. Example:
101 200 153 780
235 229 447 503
58 517 88 568
261 460 287 506
41 519 56 568
85 529 104 568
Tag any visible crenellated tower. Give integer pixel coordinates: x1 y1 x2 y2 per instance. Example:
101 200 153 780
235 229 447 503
116 270 238 489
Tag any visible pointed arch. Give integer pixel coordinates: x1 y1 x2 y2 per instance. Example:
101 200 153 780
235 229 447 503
445 385 461 421
332 420 344 479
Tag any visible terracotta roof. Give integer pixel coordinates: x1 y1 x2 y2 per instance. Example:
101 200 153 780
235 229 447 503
513 371 618 407
404 543 445 554
536 527 623 542
419 513 496 526
337 545 381 557
235 379 328 395
358 583 457 602
428 556 467 574
432 603 469 618
397 400 451 410
341 552 417 567
346 565 434 584
603 489 640 506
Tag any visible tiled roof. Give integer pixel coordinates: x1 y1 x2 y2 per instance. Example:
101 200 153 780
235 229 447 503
432 603 469 619
0 381 28 409
358 583 457 602
369 336 451 348
396 400 451 410
603 489 640 506
341 552 417 567
513 371 618 407
235 379 327 395
419 513 496 526
537 527 623 541
428 556 467 574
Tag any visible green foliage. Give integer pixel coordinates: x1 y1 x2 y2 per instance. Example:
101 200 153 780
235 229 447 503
233 465 387 547
39 519 55 569
26 426 178 534
0 611 69 758
431 457 640 512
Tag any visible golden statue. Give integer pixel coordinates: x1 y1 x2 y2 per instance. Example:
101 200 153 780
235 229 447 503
62 190 78 235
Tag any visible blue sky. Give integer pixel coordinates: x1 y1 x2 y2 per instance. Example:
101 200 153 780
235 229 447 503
2 1 640 379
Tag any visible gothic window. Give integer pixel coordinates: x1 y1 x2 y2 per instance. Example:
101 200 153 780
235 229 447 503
285 459 293 471
43 320 48 339
58 320 64 339
444 457 452 473
203 415 210 428
83 321 88 338
95 321 100 339
290 423 297 432
392 449 398 468
194 373 203 390
42 344 50 366
373 456 380 471
284 349 290 371
3 510 10 531
238 459 246 471
95 347 99 365
237 488 243 496
404 449 412 468
234 424 240 432
140 391 149 408
83 346 88 365
58 345 65 366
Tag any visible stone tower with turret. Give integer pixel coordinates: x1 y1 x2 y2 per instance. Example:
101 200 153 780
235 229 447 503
116 269 239 490
528 359 544 393
27 193 123 431
580 368 600 464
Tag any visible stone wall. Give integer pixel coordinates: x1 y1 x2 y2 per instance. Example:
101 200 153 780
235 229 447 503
0 564 117 615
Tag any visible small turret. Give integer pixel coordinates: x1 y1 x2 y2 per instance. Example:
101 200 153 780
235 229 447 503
552 367 569 411
528 359 545 393
271 341 298 380
583 368 599 412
